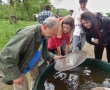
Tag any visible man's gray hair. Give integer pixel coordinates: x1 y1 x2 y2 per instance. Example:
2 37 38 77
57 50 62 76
42 17 59 29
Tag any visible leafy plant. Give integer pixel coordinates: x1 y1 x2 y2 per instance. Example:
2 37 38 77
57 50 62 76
0 20 37 50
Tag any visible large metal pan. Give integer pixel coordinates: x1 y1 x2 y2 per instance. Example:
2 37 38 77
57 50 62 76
54 50 87 71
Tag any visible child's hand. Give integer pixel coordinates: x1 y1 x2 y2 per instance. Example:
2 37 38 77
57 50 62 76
54 55 65 61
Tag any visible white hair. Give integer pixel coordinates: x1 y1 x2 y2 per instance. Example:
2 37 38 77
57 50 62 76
42 17 59 29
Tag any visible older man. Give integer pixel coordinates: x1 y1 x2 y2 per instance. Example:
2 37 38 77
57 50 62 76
0 17 64 90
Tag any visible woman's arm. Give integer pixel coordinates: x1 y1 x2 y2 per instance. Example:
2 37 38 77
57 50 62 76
65 44 69 55
86 34 95 45
57 46 61 55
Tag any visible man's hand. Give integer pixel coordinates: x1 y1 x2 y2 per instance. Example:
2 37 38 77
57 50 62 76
53 55 65 61
13 74 24 85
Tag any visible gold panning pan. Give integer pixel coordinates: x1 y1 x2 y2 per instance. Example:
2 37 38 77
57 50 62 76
91 87 110 90
54 50 87 71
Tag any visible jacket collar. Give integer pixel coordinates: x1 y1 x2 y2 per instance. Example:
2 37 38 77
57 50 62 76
35 24 44 42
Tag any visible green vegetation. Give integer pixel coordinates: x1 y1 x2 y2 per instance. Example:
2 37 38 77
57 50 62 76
0 0 50 21
0 0 70 21
0 0 110 49
0 0 70 50
106 13 110 17
0 20 37 50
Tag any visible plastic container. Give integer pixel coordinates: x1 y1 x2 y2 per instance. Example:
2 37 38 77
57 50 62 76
33 58 110 90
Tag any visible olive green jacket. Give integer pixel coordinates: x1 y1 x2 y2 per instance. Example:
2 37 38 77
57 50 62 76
0 24 54 85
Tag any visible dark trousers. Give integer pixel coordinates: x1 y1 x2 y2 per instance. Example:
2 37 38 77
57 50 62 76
94 45 110 63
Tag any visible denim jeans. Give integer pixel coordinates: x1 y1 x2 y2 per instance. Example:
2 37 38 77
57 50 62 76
72 33 86 52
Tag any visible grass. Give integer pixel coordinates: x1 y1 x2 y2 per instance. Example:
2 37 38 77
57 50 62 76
0 19 37 50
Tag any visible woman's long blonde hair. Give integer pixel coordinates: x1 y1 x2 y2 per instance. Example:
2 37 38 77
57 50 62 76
57 15 75 38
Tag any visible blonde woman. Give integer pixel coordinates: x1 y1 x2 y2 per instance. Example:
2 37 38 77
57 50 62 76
48 15 75 57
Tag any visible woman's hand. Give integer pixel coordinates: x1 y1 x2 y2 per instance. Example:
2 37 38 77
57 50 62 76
93 39 99 44
93 39 107 46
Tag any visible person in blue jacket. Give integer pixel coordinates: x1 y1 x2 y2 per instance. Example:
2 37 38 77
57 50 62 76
0 17 64 90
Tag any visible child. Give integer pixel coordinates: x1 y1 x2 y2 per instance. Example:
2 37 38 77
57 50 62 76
48 15 75 56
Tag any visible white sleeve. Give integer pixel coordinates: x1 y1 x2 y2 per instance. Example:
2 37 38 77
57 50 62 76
72 11 79 26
